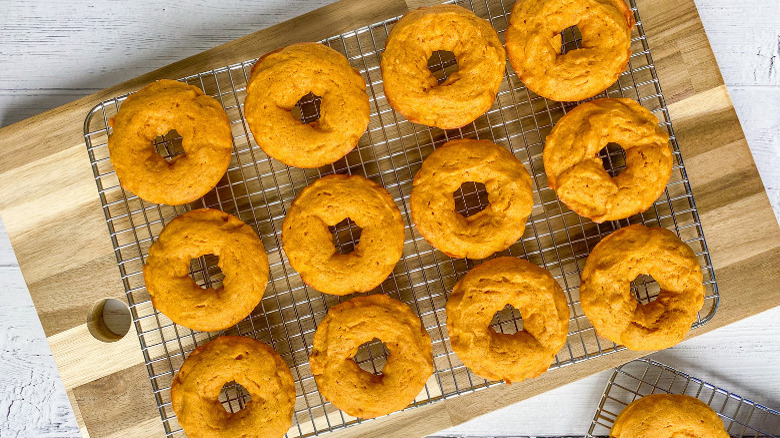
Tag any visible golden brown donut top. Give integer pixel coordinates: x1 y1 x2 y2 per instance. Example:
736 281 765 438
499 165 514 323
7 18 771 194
446 257 569 383
309 294 433 418
108 79 232 205
580 225 704 351
506 0 634 101
171 336 296 438
143 208 269 332
381 4 506 129
410 139 533 259
611 394 730 438
244 42 370 168
544 98 672 222
282 174 404 296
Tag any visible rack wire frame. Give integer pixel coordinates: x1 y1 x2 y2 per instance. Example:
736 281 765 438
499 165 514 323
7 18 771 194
83 0 720 436
588 359 780 437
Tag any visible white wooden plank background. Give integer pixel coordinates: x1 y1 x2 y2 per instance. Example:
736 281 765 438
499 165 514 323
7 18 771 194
0 1 778 436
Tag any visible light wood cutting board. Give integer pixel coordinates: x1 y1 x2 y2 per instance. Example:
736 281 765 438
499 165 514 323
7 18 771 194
0 0 778 437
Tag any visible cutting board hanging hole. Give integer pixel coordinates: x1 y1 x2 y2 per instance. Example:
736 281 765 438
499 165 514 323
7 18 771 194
87 298 132 342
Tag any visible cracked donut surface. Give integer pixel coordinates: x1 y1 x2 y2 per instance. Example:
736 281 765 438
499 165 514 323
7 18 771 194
309 295 433 418
108 79 232 205
544 98 672 222
245 42 370 168
381 4 506 129
506 0 635 101
143 208 268 332
282 174 404 295
171 336 295 438
580 225 705 351
410 139 533 259
446 257 569 383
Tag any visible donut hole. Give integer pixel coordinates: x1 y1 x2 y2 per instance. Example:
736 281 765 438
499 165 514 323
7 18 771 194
353 337 390 375
453 181 489 218
152 129 185 162
427 50 459 85
291 91 322 124
329 217 362 255
631 273 662 304
598 142 627 177
557 25 584 55
189 253 224 290
489 304 524 335
218 381 252 413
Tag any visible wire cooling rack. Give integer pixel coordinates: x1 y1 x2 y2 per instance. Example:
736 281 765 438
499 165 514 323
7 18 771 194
83 0 719 436
588 359 780 437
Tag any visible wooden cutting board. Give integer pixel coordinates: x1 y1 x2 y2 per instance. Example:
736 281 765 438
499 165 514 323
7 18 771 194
0 0 778 437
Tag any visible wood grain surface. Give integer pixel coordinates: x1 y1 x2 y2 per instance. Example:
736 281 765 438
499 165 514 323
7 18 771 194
0 0 779 437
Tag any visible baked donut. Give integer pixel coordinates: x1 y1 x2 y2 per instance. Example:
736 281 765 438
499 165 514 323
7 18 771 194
381 4 506 129
544 98 672 222
611 394 729 438
282 174 404 295
244 42 370 168
143 209 268 332
108 79 232 205
171 336 296 438
446 257 569 383
505 0 635 101
580 225 705 350
410 139 533 259
309 295 433 418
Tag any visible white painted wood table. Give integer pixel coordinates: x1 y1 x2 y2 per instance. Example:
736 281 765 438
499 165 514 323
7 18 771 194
1 1 779 436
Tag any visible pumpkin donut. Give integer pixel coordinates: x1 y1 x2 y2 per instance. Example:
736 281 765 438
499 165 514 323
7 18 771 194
446 257 569 383
381 4 506 129
244 42 370 168
611 394 729 438
410 139 533 259
171 336 296 438
143 209 269 332
506 0 635 101
309 295 433 418
108 79 233 205
281 174 404 296
580 225 705 351
544 98 672 222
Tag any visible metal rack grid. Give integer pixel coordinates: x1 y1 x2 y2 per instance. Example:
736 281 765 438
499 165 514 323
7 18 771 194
588 359 780 437
82 0 719 436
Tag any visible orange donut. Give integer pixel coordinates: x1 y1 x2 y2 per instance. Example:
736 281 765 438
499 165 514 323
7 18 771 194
108 79 232 205
506 0 635 101
281 174 404 295
244 43 370 168
580 225 705 350
143 209 269 332
446 257 569 383
611 394 729 438
171 336 296 438
544 98 672 222
410 139 533 259
381 4 506 129
309 295 433 418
